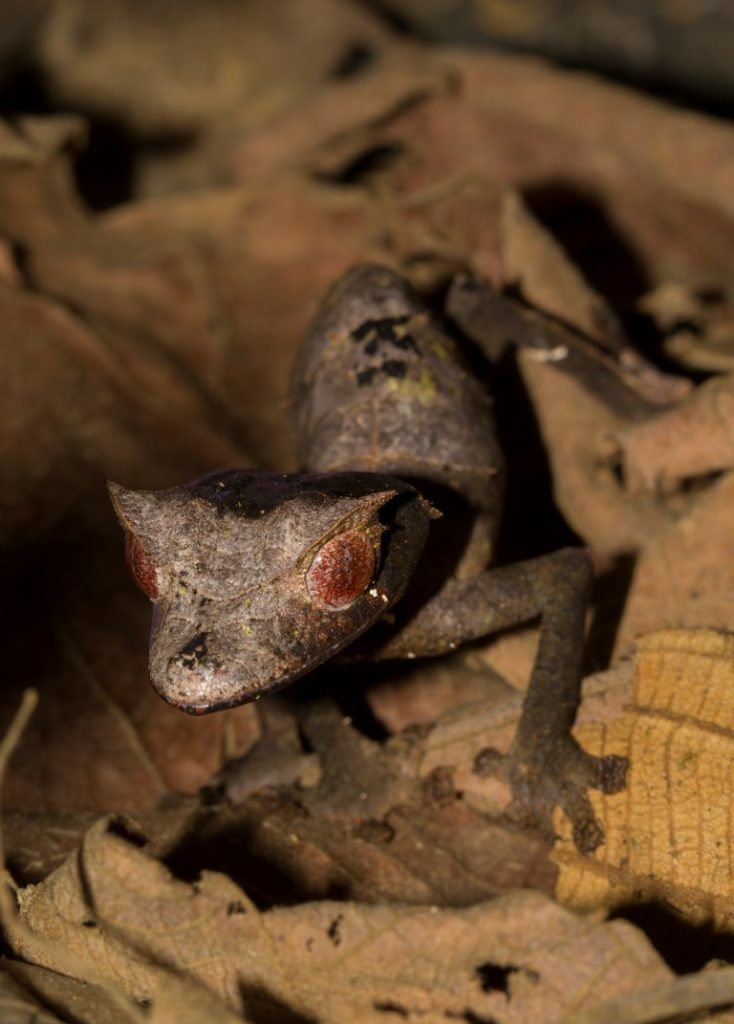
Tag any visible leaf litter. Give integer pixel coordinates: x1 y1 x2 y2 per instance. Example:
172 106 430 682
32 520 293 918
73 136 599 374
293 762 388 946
5 1 734 1020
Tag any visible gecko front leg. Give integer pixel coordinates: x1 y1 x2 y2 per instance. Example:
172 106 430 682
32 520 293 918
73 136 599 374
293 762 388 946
369 547 627 853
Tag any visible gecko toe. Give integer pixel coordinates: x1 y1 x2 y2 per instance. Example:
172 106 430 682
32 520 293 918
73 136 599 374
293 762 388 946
595 752 628 794
499 741 627 855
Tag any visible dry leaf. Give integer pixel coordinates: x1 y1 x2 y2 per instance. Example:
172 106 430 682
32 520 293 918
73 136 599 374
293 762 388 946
0 964 66 1024
3 812 100 884
500 190 619 346
364 629 537 734
0 116 88 240
0 534 260 813
562 966 734 1024
35 0 392 137
194 669 632 908
555 629 734 931
635 282 734 376
614 374 734 496
11 817 670 1024
517 351 670 554
2 961 138 1024
379 0 734 110
235 48 734 309
211 695 555 905
615 474 734 655
147 980 249 1024
2 805 201 887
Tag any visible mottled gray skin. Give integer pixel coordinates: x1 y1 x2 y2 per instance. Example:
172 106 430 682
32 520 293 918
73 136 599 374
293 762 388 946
295 264 504 541
109 470 431 713
110 264 627 853
294 265 506 652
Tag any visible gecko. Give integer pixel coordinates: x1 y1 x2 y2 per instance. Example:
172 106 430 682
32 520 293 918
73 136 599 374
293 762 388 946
109 264 627 852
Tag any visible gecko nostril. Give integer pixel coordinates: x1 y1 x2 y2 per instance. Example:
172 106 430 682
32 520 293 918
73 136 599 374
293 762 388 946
165 633 225 691
162 639 227 712
174 632 210 668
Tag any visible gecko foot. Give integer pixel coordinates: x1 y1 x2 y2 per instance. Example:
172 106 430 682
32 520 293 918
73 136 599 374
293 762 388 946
474 741 628 855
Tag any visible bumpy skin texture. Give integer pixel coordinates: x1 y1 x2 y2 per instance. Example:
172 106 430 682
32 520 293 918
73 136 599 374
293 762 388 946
295 265 504 518
110 265 627 851
109 470 431 713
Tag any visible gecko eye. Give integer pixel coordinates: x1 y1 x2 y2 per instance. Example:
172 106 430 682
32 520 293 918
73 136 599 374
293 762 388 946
306 529 376 609
125 532 159 600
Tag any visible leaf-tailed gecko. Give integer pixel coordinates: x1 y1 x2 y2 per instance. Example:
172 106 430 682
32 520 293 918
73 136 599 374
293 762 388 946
109 265 627 852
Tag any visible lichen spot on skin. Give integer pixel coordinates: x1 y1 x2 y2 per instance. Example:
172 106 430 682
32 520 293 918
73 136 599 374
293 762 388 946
125 532 159 600
306 530 376 609
426 335 450 361
386 365 437 403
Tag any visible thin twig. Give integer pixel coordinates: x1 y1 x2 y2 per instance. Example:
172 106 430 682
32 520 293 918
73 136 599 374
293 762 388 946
0 689 147 1024
0 689 37 893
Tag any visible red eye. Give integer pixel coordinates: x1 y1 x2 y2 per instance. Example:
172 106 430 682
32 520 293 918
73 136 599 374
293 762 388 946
125 532 159 600
307 530 376 609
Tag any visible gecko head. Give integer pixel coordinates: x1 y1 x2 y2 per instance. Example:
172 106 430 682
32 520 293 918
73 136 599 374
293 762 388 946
108 469 431 714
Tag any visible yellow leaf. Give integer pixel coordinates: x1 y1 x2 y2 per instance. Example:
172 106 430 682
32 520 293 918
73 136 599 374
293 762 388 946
555 629 734 929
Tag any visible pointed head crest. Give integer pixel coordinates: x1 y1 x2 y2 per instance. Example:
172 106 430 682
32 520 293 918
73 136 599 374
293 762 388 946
109 469 430 713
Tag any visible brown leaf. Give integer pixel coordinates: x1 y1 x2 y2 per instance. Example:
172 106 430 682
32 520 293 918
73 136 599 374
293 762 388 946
232 48 734 307
147 982 250 1024
500 190 617 345
0 116 88 241
0 964 67 1024
615 474 734 654
0 533 260 813
614 374 734 496
517 351 670 554
0 281 248 548
4 812 100 884
218 693 556 905
11 817 670 1024
365 639 521 733
35 0 392 138
636 282 734 376
224 49 445 190
3 961 137 1024
208 782 555 907
3 804 201 887
209 674 632 907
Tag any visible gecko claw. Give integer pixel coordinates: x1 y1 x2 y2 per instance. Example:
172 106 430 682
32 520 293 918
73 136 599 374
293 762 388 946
476 741 628 855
